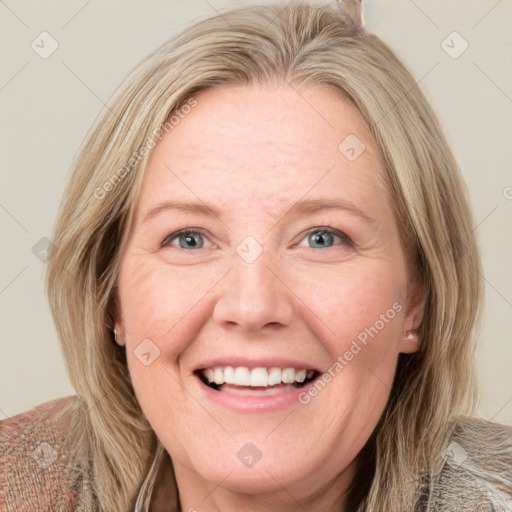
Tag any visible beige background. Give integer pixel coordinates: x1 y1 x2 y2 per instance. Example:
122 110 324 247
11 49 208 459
0 0 511 423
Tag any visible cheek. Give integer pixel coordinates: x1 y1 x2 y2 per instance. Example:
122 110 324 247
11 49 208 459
118 257 224 416
118 257 214 344
302 270 403 441
296 261 405 355
118 259 195 438
117 259 184 379
295 263 405 432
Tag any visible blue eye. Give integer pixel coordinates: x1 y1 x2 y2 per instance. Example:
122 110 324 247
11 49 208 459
161 229 209 250
300 227 352 249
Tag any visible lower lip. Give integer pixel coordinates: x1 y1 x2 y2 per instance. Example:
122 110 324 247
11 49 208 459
195 375 311 413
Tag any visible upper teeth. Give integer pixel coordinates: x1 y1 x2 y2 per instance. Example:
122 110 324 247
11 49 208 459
201 367 315 387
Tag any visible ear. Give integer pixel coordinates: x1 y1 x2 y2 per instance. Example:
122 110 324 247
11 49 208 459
111 286 126 347
113 320 126 347
398 276 426 354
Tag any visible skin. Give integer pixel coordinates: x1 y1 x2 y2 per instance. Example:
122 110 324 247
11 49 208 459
114 82 426 511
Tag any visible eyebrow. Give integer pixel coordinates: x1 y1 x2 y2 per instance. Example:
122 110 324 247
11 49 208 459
141 198 376 225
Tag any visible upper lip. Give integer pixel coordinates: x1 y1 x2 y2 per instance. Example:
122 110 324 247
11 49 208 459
194 357 321 373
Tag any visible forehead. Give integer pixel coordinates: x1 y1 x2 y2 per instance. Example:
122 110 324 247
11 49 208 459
131 82 389 228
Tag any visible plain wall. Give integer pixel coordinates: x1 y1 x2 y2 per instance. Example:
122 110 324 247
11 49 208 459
0 0 511 423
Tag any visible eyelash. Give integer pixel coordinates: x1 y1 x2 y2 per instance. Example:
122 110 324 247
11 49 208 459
160 226 352 250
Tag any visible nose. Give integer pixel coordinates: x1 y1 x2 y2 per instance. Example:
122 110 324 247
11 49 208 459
212 249 294 333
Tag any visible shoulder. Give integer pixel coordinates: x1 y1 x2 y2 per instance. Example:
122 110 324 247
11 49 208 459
0 396 97 512
431 415 512 511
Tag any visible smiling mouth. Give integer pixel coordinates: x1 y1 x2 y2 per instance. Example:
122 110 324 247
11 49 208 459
194 367 321 392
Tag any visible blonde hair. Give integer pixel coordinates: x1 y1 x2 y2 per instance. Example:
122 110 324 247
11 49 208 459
44 1 484 510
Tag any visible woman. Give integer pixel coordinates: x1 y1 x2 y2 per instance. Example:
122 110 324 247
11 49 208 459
1 1 511 511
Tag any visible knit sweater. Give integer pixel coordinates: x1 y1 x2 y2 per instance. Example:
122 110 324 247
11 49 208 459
1 396 511 511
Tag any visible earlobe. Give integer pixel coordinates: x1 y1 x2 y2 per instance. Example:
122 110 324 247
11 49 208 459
399 329 420 354
113 321 125 347
399 276 426 354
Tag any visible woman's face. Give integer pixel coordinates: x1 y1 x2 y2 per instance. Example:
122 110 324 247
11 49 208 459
115 83 425 507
